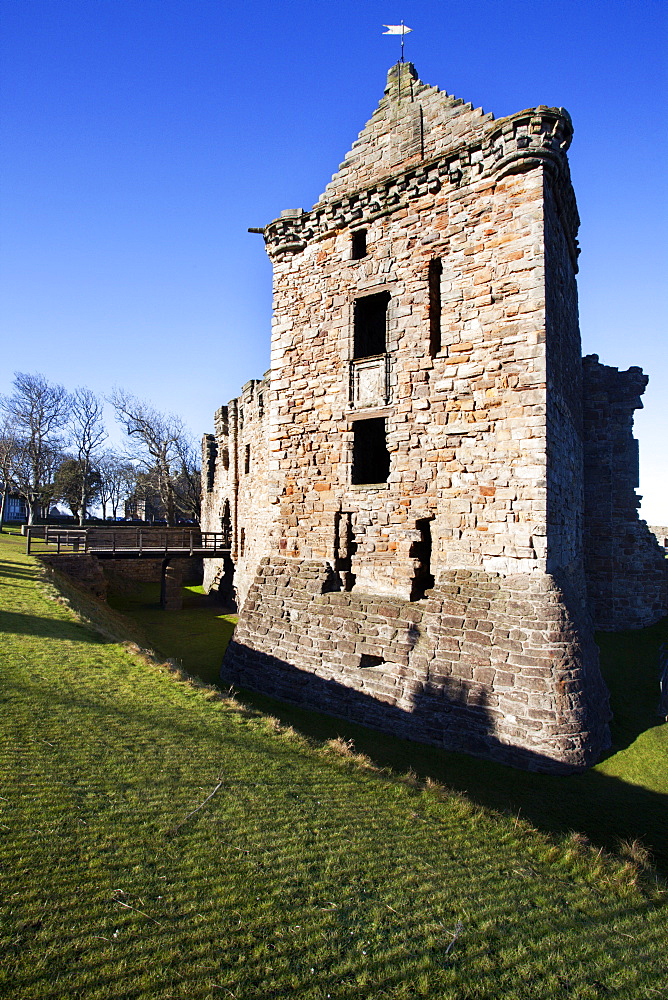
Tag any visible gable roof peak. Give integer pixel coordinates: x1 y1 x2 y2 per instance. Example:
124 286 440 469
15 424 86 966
384 61 420 100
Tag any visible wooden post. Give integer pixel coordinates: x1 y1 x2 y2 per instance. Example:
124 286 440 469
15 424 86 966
26 528 31 555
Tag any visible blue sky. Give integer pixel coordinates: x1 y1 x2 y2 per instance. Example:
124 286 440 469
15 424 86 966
1 0 666 521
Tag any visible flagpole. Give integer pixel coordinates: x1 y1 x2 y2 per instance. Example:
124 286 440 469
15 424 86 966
382 23 412 96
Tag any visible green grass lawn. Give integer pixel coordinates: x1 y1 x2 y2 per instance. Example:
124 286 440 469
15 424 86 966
107 580 237 688
1 532 667 999
111 560 668 877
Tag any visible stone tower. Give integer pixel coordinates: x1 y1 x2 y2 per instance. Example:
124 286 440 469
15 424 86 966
202 64 666 771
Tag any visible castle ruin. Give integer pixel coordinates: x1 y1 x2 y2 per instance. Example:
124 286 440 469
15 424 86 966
202 64 667 772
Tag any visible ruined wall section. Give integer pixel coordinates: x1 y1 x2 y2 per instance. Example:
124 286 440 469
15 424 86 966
201 405 230 595
221 66 612 770
649 526 668 550
201 375 271 608
582 356 667 629
267 167 552 596
264 82 578 595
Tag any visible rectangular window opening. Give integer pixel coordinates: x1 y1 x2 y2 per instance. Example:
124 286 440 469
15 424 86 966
353 291 390 359
244 444 251 474
352 418 391 485
351 229 367 260
359 653 385 669
240 526 245 556
429 258 442 357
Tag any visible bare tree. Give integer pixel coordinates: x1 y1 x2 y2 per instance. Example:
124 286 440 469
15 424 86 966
0 372 70 523
173 435 202 522
109 390 200 526
68 387 107 524
97 452 137 521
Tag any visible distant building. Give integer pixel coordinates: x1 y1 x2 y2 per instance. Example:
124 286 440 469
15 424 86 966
5 495 27 521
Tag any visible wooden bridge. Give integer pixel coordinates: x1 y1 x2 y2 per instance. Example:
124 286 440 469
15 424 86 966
25 526 230 559
25 526 232 610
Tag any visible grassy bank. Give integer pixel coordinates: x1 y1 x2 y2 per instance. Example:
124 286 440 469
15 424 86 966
112 561 668 875
1 533 666 998
107 580 237 688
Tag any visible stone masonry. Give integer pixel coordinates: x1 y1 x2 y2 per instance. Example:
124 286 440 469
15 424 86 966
202 64 667 771
582 357 667 629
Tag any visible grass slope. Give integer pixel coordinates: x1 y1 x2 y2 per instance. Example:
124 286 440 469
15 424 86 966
114 570 668 876
0 533 666 999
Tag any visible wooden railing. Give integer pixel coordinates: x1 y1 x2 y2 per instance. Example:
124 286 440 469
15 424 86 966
26 526 228 557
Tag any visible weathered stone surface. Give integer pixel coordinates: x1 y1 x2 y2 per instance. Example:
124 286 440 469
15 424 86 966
201 64 666 772
38 553 108 601
582 357 668 629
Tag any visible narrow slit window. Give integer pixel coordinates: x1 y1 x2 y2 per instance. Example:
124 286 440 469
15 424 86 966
351 229 367 260
244 444 250 474
429 258 442 357
352 418 390 485
410 517 435 600
240 527 245 556
334 511 357 592
221 499 232 548
353 291 390 359
204 435 217 492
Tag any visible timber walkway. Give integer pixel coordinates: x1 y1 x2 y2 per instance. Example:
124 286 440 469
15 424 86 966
25 526 229 559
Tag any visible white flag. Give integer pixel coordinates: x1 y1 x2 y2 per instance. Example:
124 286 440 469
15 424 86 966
383 24 412 35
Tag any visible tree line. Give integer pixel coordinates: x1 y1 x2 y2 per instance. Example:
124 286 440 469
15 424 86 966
0 372 201 528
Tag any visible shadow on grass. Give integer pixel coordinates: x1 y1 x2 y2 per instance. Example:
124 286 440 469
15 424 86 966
225 650 668 875
596 618 668 755
102 576 668 873
0 560 39 580
0 609 107 643
107 581 236 687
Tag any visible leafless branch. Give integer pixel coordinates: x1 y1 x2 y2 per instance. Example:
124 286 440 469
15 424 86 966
168 779 224 835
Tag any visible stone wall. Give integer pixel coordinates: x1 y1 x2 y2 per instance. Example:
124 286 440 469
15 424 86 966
267 156 553 590
201 375 271 608
223 558 609 772
582 356 667 629
38 554 108 601
261 66 581 592
100 557 202 589
649 527 668 550
37 552 202 606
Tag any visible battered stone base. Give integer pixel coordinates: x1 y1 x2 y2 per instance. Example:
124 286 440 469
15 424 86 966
222 558 611 772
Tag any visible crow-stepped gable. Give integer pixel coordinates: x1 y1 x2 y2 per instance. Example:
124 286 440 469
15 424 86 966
202 64 667 772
